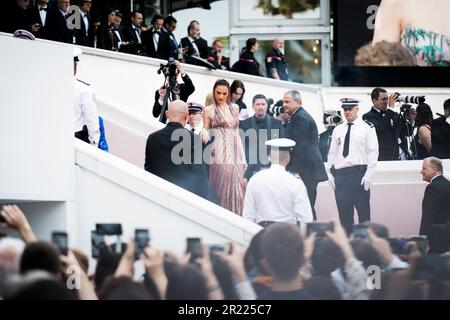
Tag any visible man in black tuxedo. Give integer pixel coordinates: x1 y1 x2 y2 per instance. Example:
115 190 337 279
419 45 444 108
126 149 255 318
26 0 49 39
141 14 169 59
363 87 403 161
431 99 450 159
162 15 180 60
180 20 209 66
283 90 328 220
153 60 195 123
419 157 450 253
145 100 208 198
120 10 144 55
240 94 283 180
74 0 94 47
45 0 74 43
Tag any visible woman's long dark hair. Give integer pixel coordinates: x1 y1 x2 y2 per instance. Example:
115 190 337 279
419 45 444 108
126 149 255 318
415 103 433 128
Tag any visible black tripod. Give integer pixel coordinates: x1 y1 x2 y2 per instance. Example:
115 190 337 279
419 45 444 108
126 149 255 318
398 109 418 160
158 80 180 123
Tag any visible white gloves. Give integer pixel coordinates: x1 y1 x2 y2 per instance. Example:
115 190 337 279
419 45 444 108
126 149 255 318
361 176 371 191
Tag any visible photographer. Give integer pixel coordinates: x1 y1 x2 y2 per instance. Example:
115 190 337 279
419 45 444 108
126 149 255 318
152 60 195 124
363 87 403 161
319 110 343 162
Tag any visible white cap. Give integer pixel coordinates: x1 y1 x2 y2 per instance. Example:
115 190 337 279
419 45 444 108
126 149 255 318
265 138 296 150
13 29 35 40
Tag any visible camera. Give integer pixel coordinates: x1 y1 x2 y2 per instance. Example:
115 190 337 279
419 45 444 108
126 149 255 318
157 57 178 88
91 230 105 258
267 99 285 116
394 93 426 105
352 224 369 241
208 243 232 255
323 111 342 126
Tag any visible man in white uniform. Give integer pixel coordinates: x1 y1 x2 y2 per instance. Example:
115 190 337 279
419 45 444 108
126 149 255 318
243 138 313 227
73 47 99 146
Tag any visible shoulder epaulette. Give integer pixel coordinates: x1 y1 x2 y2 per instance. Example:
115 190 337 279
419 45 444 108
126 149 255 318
364 120 374 128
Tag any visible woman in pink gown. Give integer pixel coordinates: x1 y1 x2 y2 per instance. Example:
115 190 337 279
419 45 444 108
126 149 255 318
202 79 247 215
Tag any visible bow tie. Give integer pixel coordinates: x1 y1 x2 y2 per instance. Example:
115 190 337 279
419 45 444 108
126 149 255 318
40 7 48 11
153 29 161 34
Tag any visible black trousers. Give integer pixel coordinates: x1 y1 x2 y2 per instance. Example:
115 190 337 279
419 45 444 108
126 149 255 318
303 179 318 221
75 125 89 144
333 165 370 234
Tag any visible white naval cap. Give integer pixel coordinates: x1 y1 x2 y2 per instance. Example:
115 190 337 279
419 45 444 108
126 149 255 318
13 29 35 40
340 98 360 109
73 47 83 62
265 138 296 151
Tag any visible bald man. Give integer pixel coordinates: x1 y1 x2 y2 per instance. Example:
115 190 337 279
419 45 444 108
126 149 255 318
265 38 288 81
145 100 208 198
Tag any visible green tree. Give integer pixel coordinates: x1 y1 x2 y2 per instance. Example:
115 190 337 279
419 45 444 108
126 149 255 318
256 0 320 19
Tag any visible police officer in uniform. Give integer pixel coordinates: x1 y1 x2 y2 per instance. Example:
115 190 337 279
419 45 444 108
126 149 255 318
326 98 379 234
243 138 313 228
265 38 288 81
73 47 100 146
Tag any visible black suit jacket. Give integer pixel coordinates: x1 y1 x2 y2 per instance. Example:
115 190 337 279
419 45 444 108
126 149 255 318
431 117 450 159
26 6 49 39
120 24 144 55
141 28 170 60
239 115 283 180
144 122 208 198
1 3 28 33
74 12 94 47
363 108 402 161
45 9 74 43
180 36 209 62
420 175 450 253
285 107 328 183
152 74 195 123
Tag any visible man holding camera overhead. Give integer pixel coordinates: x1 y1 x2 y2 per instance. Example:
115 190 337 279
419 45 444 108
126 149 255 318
363 87 403 161
326 98 379 234
152 60 195 123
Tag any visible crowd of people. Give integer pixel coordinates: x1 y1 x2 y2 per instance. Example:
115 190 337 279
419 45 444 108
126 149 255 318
1 204 449 300
1 0 290 80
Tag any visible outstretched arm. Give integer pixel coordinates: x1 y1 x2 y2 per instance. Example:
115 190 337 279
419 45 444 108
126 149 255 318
372 0 403 44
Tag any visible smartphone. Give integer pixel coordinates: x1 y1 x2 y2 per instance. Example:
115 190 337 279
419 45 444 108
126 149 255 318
96 223 122 236
91 230 105 258
134 229 150 260
208 243 232 255
352 224 369 241
408 235 427 254
52 231 68 256
306 222 334 237
186 238 202 262
388 238 410 255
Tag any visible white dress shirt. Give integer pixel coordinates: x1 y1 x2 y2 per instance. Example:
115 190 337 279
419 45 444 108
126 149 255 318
81 11 89 36
243 164 313 226
74 79 100 146
38 5 47 26
185 123 203 135
326 117 379 182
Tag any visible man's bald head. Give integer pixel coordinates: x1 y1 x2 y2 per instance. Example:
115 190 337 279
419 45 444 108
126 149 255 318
166 100 188 125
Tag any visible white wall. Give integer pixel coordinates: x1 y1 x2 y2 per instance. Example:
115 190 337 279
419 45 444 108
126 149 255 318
0 35 75 202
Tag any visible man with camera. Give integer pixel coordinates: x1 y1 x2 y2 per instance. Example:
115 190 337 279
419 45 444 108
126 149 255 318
239 94 284 180
419 157 450 253
243 139 313 227
319 110 343 162
327 98 379 234
152 60 195 123
363 87 403 161
431 99 450 159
